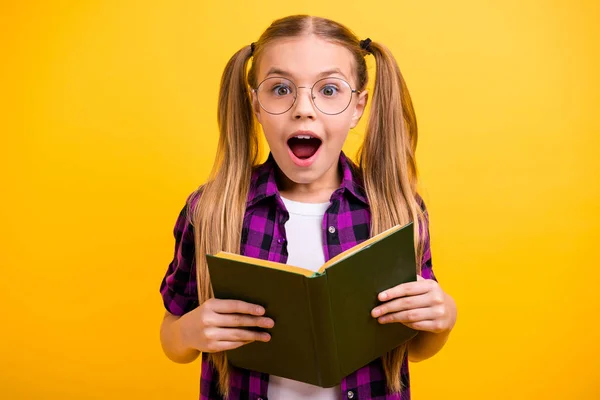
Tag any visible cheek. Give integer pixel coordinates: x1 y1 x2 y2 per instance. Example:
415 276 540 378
324 117 353 142
259 117 285 144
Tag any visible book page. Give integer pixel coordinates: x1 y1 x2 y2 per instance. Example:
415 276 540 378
210 252 316 277
317 223 408 274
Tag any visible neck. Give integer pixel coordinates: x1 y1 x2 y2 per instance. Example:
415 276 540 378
276 162 341 203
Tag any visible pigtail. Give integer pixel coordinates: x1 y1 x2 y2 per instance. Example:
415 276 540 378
191 43 259 399
358 41 427 394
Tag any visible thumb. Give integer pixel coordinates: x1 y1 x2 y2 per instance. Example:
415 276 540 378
416 274 424 281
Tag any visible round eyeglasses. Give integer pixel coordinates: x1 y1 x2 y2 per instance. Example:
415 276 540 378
252 77 360 115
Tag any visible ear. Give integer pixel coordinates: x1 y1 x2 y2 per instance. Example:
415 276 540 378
350 90 368 129
251 89 263 124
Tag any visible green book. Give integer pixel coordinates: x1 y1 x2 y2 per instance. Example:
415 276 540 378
206 222 418 388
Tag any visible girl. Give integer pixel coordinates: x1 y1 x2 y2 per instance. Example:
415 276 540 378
159 14 457 400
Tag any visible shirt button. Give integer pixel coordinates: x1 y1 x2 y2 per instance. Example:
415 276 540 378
347 390 355 399
277 237 285 245
328 226 336 234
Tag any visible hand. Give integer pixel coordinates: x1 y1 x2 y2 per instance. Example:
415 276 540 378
371 275 456 333
178 298 275 353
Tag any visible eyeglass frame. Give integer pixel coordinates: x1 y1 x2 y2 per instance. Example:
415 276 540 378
250 76 362 116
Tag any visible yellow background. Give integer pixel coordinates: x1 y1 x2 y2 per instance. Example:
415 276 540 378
2 1 599 399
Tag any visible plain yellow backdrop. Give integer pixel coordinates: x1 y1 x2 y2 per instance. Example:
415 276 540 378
1 1 599 399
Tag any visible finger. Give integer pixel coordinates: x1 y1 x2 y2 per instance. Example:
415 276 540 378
216 313 275 329
212 327 271 343
378 280 432 301
378 307 438 324
404 319 448 333
403 320 436 332
416 275 424 281
209 299 266 316
210 341 254 352
371 294 430 318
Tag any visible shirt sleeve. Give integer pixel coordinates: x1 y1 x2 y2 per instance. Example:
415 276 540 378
159 191 201 316
417 195 437 282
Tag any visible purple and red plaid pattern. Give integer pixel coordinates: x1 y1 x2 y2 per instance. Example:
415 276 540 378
160 152 436 400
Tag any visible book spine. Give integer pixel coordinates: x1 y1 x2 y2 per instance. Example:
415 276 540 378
305 274 340 388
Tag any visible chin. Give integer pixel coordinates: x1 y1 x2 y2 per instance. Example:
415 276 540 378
286 169 323 185
285 157 337 186
276 162 314 182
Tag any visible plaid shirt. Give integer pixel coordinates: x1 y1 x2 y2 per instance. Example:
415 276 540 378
160 152 436 400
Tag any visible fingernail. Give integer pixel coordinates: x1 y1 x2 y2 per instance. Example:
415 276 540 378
263 334 271 341
264 319 274 328
379 292 388 301
372 309 380 317
256 307 265 314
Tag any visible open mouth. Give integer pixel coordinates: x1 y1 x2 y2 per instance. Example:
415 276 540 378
287 135 322 160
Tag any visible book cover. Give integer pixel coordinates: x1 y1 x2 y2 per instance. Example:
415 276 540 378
206 221 418 388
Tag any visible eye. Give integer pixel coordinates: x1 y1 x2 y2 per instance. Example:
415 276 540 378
272 84 292 96
320 84 339 97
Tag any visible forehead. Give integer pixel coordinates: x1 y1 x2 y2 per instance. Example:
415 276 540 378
256 35 356 83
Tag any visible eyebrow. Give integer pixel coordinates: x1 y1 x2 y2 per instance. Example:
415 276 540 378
264 67 350 81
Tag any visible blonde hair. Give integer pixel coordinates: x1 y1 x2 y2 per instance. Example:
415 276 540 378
190 14 426 398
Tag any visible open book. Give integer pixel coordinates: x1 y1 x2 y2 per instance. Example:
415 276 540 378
206 222 418 388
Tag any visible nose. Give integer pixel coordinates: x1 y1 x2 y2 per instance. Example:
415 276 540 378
292 87 316 120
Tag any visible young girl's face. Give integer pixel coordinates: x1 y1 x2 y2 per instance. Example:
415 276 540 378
252 35 368 191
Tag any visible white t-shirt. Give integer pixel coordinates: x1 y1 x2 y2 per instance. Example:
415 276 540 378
267 196 340 400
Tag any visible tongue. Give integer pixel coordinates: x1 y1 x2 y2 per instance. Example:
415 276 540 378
288 138 321 159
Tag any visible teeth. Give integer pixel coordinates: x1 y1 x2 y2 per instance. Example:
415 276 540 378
295 135 313 139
